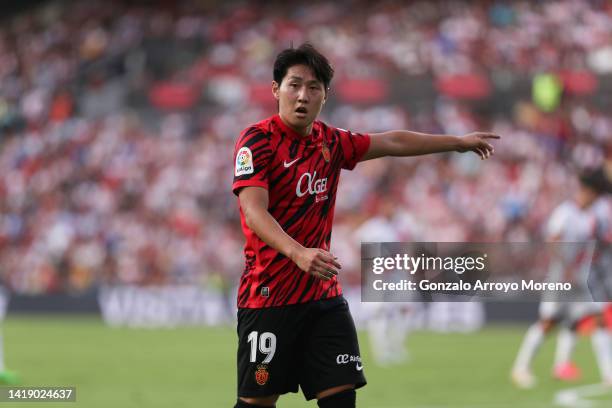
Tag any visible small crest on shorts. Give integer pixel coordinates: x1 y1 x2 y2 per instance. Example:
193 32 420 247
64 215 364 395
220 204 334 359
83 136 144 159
321 142 330 163
255 364 269 386
261 287 269 297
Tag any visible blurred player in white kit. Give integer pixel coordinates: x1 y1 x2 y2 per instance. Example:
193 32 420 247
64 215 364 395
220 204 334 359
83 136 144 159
354 202 414 365
511 167 612 388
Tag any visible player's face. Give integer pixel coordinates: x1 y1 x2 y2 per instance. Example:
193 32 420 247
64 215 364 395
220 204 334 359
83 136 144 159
577 185 599 208
273 64 327 136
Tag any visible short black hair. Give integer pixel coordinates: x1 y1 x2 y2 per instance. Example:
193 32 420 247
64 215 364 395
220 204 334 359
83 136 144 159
273 43 334 91
579 167 612 195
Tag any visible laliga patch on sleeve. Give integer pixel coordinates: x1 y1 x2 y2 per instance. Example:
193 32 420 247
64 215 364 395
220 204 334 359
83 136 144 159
235 146 254 176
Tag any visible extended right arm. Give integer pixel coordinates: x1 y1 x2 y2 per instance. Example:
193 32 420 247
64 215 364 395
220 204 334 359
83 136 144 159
238 186 341 280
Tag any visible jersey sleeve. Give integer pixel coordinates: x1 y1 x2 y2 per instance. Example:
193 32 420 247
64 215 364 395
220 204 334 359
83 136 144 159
546 204 569 240
232 126 273 196
337 128 371 170
594 200 612 242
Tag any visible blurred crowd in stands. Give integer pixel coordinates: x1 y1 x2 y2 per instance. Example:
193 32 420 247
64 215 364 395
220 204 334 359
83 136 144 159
0 0 610 294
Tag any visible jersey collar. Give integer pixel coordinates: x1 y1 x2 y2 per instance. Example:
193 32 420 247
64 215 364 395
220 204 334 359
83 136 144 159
273 114 320 145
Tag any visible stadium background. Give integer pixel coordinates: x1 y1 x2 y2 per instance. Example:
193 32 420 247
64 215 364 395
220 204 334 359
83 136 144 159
0 0 611 407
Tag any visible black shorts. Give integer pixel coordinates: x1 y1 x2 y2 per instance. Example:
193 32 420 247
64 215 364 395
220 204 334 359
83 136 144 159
236 295 366 400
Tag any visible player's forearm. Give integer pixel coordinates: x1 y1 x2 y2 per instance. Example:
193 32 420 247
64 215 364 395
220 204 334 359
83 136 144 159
383 130 461 156
243 206 304 261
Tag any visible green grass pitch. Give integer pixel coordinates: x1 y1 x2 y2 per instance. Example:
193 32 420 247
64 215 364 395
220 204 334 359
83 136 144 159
2 315 611 407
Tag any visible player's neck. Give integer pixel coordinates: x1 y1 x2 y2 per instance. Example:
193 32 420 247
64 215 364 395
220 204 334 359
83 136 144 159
575 196 595 210
278 113 313 137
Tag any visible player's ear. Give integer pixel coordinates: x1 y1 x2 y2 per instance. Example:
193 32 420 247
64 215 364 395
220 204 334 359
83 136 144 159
272 81 280 101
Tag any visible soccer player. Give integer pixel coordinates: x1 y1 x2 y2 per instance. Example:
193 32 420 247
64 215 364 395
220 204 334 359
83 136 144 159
353 211 414 366
511 168 612 389
232 43 499 408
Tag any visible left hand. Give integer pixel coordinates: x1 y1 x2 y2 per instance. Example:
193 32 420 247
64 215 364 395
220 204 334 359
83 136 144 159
457 132 501 160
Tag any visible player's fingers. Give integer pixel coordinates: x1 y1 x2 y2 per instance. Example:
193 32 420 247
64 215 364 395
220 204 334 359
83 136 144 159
318 250 342 269
322 269 336 279
482 141 494 153
320 258 339 276
480 146 492 158
313 255 328 267
314 260 338 276
479 133 501 139
326 256 342 269
314 267 332 281
315 272 329 281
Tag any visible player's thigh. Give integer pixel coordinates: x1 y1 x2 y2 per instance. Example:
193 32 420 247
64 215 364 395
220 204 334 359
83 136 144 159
236 306 304 398
300 297 366 401
239 395 280 406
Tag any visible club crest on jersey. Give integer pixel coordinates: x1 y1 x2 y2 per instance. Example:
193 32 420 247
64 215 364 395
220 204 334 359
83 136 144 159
235 147 254 176
321 142 330 163
255 364 269 386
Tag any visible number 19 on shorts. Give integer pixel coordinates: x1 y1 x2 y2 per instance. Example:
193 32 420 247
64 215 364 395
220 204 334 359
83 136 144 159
247 331 277 363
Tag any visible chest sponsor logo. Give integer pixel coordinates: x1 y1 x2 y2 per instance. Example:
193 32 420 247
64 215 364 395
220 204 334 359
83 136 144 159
296 171 328 199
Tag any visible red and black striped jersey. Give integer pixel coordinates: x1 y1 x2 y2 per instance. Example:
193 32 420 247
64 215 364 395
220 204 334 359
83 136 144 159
232 114 370 308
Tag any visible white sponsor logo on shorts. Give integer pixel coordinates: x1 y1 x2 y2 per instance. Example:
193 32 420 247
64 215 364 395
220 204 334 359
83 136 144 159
336 354 361 365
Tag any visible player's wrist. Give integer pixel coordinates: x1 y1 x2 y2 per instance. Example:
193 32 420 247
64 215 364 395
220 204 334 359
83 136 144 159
453 135 466 152
287 243 306 265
